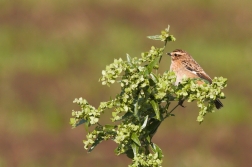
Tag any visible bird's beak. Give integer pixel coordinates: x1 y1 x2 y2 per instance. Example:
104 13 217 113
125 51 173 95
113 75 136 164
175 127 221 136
167 52 171 56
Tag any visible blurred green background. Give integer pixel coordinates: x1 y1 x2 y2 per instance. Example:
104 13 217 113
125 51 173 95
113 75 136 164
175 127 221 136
0 0 252 167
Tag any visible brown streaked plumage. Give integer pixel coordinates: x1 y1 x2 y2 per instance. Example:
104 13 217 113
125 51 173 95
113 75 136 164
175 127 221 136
167 49 223 109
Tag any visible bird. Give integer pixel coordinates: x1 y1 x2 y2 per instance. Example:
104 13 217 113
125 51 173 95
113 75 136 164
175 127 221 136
167 49 223 109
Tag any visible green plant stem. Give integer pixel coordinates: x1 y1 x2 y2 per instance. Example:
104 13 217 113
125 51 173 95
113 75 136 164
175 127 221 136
163 103 180 120
97 122 103 127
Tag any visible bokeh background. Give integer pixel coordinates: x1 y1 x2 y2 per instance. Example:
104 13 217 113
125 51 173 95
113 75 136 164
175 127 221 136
1 0 252 167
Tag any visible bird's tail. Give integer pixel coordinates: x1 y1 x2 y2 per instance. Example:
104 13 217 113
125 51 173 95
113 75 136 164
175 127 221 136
214 99 223 109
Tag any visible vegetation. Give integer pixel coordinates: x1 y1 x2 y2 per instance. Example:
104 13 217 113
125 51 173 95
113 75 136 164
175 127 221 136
70 27 226 167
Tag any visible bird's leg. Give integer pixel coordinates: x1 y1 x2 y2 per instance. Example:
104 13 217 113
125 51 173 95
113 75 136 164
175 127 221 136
178 99 185 108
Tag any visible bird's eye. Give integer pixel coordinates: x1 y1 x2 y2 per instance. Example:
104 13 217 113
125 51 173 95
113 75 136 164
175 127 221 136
174 53 177 56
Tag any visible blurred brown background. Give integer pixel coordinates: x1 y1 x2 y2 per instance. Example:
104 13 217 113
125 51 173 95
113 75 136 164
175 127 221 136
0 0 252 167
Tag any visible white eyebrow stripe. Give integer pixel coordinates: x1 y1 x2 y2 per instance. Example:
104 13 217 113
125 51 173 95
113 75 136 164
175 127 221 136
174 52 183 55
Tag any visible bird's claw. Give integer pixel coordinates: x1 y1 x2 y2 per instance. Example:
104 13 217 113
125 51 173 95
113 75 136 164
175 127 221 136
178 100 185 108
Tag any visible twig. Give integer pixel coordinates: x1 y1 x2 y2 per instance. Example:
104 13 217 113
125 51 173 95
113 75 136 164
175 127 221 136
163 103 180 119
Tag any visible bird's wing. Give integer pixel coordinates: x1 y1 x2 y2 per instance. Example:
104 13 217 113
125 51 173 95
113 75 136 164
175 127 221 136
181 59 212 84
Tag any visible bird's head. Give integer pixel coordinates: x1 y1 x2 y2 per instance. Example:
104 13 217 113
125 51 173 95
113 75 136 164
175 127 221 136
167 49 189 61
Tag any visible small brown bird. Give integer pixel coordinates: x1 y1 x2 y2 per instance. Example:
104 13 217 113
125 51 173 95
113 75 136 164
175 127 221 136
167 49 223 109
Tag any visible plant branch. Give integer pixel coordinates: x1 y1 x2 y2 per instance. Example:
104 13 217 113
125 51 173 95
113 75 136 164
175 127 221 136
163 103 180 120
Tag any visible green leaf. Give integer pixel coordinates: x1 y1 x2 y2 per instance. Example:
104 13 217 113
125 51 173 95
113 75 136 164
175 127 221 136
192 78 210 84
134 101 139 119
150 100 160 120
150 143 163 159
121 112 133 120
75 119 87 127
115 144 123 155
146 135 151 143
167 35 176 42
125 149 134 159
104 124 115 131
84 120 90 131
131 132 141 146
147 58 159 73
150 73 158 83
147 35 162 40
88 135 103 153
141 115 149 130
126 53 132 66
131 143 139 157
147 118 161 138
